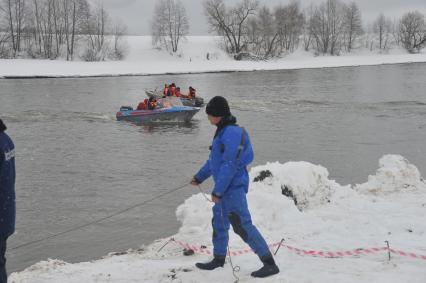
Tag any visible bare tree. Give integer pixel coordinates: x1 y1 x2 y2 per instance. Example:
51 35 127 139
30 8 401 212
51 0 63 56
343 1 363 52
245 5 279 58
302 4 314 51
36 0 55 58
310 0 346 55
245 9 261 56
399 11 426 53
204 0 258 55
0 0 125 60
30 0 41 56
26 0 65 59
151 0 189 53
110 19 128 60
274 1 304 53
82 2 110 61
63 0 76 60
0 0 26 56
390 18 401 46
0 32 11 58
63 0 90 60
364 23 375 51
373 13 392 50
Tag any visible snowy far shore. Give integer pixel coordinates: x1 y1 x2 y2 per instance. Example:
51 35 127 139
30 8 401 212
1 36 426 78
10 154 426 283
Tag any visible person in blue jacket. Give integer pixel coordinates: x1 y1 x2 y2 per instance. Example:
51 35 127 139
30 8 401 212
190 96 279 278
0 119 15 283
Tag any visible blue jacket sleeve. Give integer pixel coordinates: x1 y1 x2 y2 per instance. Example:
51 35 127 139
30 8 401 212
195 159 212 183
212 128 242 197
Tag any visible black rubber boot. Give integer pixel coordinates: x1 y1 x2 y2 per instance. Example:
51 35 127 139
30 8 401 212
195 256 225 270
251 254 280 278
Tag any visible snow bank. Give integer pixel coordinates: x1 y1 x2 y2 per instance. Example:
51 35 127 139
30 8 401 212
355 154 425 194
250 161 341 211
1 36 426 78
9 154 426 283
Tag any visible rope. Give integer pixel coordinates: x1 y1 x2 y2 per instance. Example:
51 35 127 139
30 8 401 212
197 184 213 203
10 182 190 251
220 205 240 283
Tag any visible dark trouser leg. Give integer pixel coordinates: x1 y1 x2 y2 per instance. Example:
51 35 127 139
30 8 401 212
0 237 7 283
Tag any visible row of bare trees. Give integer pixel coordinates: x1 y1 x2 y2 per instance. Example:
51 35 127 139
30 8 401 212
1 0 424 60
201 0 426 59
362 11 426 54
151 0 189 53
0 0 128 60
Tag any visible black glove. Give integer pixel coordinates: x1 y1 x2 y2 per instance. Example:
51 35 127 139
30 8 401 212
190 176 201 185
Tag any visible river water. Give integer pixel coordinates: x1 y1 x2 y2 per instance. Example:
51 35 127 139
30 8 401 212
1 63 425 272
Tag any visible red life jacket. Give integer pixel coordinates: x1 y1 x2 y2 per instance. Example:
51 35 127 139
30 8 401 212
137 99 149 110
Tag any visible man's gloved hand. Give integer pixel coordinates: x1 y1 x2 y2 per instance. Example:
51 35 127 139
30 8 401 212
190 176 200 186
211 192 221 203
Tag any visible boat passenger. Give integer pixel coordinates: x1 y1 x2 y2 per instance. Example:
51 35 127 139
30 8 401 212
168 83 176 97
137 99 149 110
148 97 158 110
174 87 182 97
163 84 169 96
188 86 196 99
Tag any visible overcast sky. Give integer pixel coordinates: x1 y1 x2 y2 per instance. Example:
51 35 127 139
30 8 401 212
102 0 426 35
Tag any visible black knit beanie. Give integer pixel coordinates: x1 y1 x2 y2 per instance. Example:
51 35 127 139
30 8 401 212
206 96 231 117
0 119 6 133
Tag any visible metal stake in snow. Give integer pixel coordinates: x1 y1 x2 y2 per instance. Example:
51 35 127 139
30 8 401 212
157 238 175 253
274 238 285 256
385 240 391 261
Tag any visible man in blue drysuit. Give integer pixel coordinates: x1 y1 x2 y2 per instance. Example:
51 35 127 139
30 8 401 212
0 119 16 283
190 96 279 278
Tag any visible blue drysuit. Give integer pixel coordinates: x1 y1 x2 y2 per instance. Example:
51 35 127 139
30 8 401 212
0 130 15 283
195 124 270 257
0 132 15 240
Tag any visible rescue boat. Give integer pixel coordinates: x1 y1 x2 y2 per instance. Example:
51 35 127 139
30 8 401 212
116 97 200 123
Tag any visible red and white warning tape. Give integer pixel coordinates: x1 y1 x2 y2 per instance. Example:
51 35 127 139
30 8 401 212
281 244 389 258
389 248 426 260
173 239 426 261
176 240 212 255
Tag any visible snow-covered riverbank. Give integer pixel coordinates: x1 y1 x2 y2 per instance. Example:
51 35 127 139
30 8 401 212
1 36 426 78
10 154 426 283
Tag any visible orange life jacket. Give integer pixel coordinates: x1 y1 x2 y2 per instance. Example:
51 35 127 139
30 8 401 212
137 99 149 110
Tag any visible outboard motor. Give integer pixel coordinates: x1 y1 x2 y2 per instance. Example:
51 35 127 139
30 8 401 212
194 97 204 107
120 106 133 111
